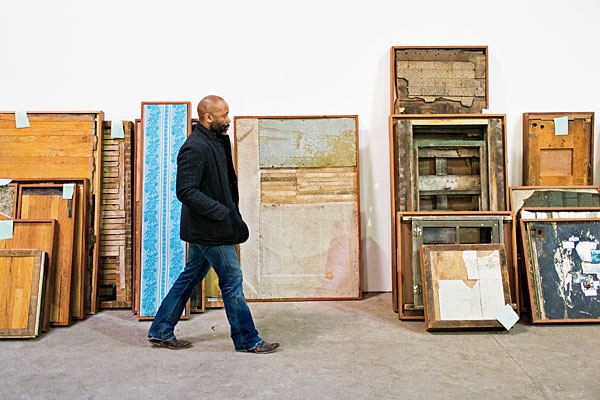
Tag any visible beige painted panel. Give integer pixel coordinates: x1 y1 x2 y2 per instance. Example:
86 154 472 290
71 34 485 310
254 202 360 299
236 118 261 298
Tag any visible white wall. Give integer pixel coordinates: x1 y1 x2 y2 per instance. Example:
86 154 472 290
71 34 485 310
2 0 599 292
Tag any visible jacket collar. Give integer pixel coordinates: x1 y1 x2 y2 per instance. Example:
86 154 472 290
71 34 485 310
194 123 229 142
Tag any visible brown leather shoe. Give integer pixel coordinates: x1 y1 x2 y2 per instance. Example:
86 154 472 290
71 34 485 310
148 337 192 350
245 341 280 354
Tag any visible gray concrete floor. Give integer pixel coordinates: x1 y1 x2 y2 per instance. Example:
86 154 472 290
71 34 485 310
0 293 598 399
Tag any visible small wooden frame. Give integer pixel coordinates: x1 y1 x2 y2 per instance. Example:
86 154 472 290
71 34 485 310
522 112 594 186
521 218 600 323
509 186 600 213
390 46 488 115
396 211 518 320
0 249 47 338
421 244 512 330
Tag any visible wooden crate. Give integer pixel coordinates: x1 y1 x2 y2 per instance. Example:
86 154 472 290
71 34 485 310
389 114 508 311
395 212 518 320
98 121 133 309
390 46 488 115
0 112 105 315
522 112 594 186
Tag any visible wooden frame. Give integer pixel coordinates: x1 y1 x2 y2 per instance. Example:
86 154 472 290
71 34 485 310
521 218 600 323
235 115 362 301
389 114 509 311
389 46 489 115
396 211 518 320
421 243 512 330
509 186 600 213
136 102 191 320
0 249 47 338
522 112 594 186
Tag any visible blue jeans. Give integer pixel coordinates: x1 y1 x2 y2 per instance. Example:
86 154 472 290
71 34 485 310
148 243 262 351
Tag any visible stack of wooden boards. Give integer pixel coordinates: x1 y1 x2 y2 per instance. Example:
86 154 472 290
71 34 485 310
388 47 519 330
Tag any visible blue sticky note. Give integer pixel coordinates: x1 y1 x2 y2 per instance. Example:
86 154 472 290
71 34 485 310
0 220 14 240
0 179 12 186
554 116 569 135
62 184 75 199
15 110 30 129
111 120 125 139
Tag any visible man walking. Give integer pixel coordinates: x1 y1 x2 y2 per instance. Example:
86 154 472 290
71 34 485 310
147 95 279 354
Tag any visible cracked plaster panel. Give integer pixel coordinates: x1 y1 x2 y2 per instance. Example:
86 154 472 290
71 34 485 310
258 118 357 168
0 186 15 219
236 118 261 298
254 202 360 299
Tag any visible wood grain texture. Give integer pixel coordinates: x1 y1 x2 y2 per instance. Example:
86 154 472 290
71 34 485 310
18 187 77 326
0 220 57 332
0 249 46 338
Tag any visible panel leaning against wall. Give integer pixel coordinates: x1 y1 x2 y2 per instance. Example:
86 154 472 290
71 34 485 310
236 116 361 300
136 103 190 320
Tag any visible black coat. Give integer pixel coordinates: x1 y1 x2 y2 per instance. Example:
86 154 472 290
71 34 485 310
176 123 249 245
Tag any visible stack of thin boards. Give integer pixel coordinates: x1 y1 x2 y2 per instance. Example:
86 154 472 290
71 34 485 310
235 116 361 301
0 111 105 337
388 47 518 330
512 111 598 324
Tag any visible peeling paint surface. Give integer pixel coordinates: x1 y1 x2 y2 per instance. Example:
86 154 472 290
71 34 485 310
258 118 356 168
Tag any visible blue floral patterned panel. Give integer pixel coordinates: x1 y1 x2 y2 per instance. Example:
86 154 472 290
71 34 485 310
139 103 189 318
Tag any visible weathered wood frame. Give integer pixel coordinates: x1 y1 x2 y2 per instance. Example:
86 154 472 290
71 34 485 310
522 112 595 186
234 115 362 301
396 211 518 320
520 217 600 323
389 46 489 115
421 243 512 330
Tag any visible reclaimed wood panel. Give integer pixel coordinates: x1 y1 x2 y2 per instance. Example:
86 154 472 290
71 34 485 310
523 112 594 186
509 186 600 213
99 121 133 309
137 103 190 320
391 47 488 114
421 244 511 330
0 220 57 332
0 249 46 338
18 187 77 326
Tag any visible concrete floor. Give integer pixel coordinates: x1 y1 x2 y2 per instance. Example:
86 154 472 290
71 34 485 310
0 293 598 399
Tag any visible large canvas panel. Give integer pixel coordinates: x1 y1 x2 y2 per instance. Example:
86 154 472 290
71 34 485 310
138 103 189 319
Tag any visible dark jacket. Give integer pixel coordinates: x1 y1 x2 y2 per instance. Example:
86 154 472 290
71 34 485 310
176 123 249 245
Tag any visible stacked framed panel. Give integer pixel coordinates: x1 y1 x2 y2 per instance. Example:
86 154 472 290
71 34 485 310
235 116 361 300
136 103 190 320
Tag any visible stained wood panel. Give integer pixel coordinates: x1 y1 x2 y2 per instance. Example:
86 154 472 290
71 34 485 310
390 47 488 114
0 220 57 332
0 250 47 338
523 112 594 186
18 186 77 326
99 121 133 309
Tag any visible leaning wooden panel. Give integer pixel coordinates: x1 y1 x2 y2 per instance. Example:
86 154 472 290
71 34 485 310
509 186 600 213
137 103 190 320
522 112 594 186
390 46 488 115
18 186 78 326
99 121 133 309
0 220 57 332
235 116 361 300
421 244 512 330
0 183 17 220
521 218 600 323
396 211 517 320
0 249 46 338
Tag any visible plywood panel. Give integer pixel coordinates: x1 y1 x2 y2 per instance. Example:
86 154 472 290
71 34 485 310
137 103 190 320
0 249 46 338
19 187 77 326
0 220 57 332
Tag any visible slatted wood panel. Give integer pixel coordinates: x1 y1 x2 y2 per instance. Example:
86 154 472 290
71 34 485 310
522 112 594 186
99 121 133 309
0 250 46 338
18 187 77 326
0 112 104 315
0 220 57 332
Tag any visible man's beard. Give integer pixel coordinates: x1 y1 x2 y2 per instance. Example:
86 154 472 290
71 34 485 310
209 120 229 134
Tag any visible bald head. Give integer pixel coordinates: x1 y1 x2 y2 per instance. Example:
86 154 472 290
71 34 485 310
197 95 230 134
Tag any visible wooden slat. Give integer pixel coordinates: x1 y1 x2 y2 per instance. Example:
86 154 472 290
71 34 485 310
419 175 480 192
